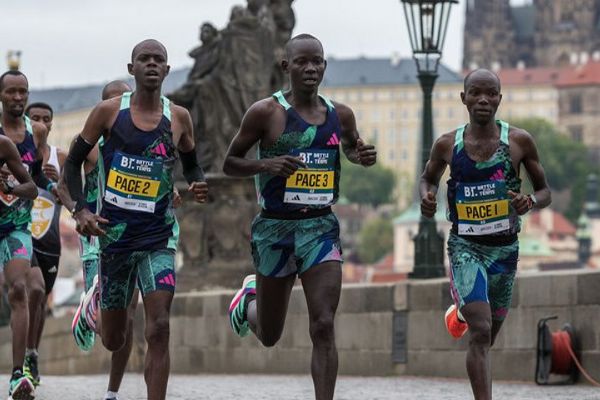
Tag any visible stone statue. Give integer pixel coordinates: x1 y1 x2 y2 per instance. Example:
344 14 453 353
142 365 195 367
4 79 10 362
169 0 295 172
171 1 296 290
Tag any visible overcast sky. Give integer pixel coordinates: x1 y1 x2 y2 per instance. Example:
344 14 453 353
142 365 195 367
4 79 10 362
1 0 481 89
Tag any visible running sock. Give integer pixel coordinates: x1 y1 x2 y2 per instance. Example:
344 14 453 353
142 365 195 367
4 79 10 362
104 390 119 399
25 348 38 357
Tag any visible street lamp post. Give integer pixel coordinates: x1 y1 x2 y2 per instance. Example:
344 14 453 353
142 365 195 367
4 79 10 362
400 0 457 279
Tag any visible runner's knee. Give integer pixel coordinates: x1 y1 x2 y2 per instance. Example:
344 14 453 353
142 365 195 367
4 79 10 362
309 314 335 345
103 330 127 352
468 318 492 347
145 316 170 346
8 280 28 306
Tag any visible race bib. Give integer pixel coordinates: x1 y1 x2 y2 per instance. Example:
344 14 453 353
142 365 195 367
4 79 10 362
104 152 163 213
31 196 55 239
456 180 510 235
284 149 336 205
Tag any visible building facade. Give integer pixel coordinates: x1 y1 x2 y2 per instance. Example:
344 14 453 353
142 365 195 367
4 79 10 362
464 0 600 69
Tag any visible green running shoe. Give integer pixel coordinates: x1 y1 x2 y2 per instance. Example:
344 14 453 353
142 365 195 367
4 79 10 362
8 370 35 400
71 292 96 351
23 353 40 388
228 275 256 337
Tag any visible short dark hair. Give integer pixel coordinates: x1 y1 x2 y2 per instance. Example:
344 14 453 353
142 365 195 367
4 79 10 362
285 33 323 59
0 70 28 91
26 102 53 119
131 39 168 62
463 68 501 92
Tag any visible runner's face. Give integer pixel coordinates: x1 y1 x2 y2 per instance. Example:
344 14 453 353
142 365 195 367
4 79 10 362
285 39 326 92
461 75 502 125
28 107 53 132
129 43 169 90
0 75 28 118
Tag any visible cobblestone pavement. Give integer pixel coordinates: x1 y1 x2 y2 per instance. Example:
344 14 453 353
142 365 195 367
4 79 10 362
1 374 599 400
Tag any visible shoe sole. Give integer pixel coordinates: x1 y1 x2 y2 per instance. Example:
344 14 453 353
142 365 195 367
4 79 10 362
10 379 35 400
444 304 468 339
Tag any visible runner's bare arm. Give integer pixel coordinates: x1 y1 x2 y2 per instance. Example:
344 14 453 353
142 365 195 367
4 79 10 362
64 101 116 235
511 129 551 212
335 101 376 166
0 137 37 200
420 132 453 218
173 106 207 203
223 99 305 178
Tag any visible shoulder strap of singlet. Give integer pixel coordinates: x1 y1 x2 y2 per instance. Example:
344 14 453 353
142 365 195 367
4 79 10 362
160 95 171 122
118 92 171 122
454 124 467 151
318 93 335 111
119 92 132 110
498 119 509 145
24 115 33 135
273 90 291 110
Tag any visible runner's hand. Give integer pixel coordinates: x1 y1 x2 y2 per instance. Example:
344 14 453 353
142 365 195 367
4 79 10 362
356 138 376 166
42 164 60 182
508 190 530 215
173 187 183 208
421 192 437 218
261 156 306 178
188 181 208 203
74 208 108 236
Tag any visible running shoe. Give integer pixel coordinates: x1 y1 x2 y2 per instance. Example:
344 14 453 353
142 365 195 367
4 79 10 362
23 353 40 388
83 275 100 332
444 304 468 339
71 292 95 352
8 370 35 400
228 275 256 337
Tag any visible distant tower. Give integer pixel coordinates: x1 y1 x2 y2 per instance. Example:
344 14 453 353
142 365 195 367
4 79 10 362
533 0 600 66
576 213 591 266
6 50 21 71
463 0 516 69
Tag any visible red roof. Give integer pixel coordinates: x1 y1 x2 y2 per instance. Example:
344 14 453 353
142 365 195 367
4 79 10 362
555 61 600 88
528 209 576 235
496 67 565 86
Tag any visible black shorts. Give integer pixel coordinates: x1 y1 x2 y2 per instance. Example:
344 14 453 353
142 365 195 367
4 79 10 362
31 251 60 295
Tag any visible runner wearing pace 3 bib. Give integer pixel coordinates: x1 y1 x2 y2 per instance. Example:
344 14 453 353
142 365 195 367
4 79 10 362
224 34 377 400
252 90 342 277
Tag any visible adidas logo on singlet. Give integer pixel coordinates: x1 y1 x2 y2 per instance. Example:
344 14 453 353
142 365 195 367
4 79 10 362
327 133 340 146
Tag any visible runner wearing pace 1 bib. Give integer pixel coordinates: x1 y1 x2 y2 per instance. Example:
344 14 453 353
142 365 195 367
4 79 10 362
98 92 179 310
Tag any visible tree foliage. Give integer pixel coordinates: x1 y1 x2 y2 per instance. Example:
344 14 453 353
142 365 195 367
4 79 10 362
340 158 396 207
357 218 394 264
509 118 598 221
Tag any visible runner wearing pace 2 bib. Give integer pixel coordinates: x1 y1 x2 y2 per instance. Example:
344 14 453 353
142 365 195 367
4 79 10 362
98 92 179 310
252 90 342 278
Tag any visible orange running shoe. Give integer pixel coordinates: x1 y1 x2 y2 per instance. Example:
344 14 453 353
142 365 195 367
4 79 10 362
444 304 468 339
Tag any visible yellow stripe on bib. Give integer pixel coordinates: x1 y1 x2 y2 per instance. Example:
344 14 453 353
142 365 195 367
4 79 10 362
286 170 335 190
107 170 160 198
456 199 509 221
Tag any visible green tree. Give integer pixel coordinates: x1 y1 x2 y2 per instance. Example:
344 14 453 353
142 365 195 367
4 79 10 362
357 218 394 264
340 158 396 207
509 118 598 221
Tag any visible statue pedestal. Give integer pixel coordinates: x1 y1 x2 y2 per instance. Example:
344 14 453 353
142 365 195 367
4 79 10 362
175 173 258 291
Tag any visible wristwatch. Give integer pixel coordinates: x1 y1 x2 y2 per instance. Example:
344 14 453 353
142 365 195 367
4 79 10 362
527 194 538 210
1 180 15 194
